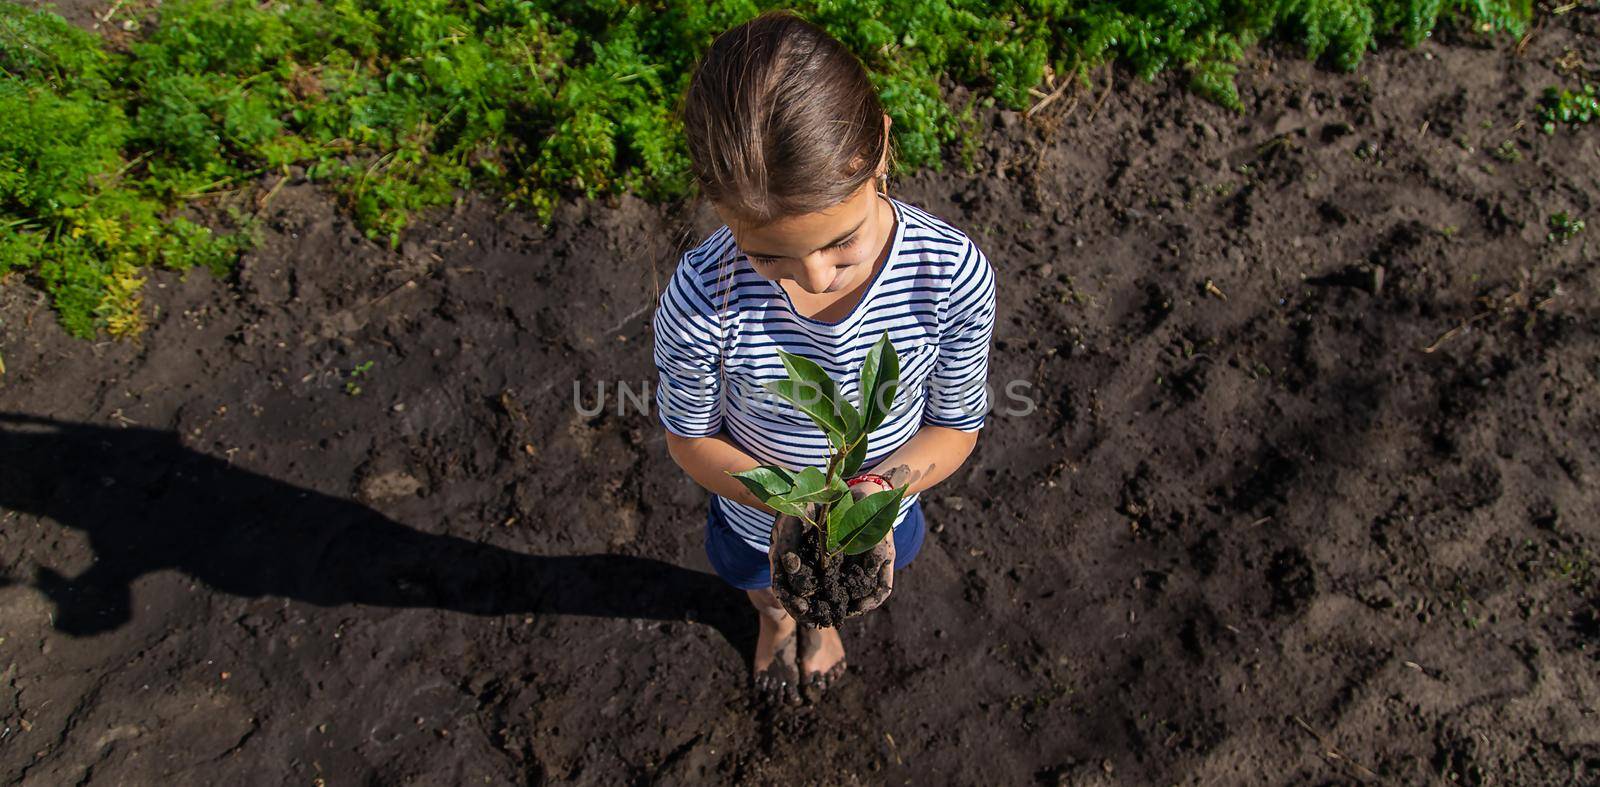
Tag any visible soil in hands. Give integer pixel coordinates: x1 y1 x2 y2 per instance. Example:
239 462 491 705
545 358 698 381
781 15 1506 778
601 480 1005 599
776 524 879 628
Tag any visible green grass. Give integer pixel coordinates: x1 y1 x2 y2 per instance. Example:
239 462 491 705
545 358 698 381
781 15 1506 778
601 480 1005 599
2 0 1532 339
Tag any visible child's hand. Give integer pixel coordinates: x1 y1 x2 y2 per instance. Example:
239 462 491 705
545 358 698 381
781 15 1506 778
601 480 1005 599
843 480 894 618
767 503 816 619
767 482 897 620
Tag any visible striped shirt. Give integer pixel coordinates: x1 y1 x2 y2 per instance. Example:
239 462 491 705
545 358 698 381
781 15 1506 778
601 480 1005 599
652 195 997 553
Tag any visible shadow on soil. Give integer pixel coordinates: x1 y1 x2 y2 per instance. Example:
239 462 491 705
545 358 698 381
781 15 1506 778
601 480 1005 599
0 413 755 658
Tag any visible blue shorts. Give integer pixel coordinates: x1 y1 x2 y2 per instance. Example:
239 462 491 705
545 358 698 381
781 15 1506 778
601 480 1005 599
704 497 927 591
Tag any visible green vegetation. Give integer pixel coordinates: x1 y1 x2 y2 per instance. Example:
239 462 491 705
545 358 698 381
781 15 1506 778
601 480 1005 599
1546 211 1585 244
1538 81 1598 134
2 1 1531 339
344 359 375 395
1490 139 1522 163
1517 537 1595 593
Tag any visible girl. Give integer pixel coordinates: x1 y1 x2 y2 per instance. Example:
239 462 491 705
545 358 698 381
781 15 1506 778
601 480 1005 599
652 10 996 705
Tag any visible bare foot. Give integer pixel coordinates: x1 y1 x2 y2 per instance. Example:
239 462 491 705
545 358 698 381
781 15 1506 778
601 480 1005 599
798 625 847 698
752 612 799 705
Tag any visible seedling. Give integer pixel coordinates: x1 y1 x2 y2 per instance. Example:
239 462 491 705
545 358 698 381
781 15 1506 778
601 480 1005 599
1547 211 1585 244
729 333 906 562
1490 139 1522 163
727 333 907 625
344 360 374 395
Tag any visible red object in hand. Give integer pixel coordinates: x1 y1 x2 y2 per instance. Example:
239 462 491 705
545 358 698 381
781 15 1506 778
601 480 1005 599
847 472 892 490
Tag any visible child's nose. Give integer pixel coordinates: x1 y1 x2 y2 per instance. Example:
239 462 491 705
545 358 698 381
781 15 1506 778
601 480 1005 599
797 256 834 291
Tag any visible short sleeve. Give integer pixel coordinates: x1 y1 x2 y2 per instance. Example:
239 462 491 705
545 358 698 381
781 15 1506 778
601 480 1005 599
652 254 726 438
922 242 996 431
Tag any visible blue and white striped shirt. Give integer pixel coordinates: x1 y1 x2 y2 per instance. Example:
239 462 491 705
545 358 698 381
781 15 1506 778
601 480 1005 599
652 195 997 553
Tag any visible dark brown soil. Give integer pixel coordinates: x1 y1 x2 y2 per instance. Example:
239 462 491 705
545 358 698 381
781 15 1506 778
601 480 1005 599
774 517 882 628
2 7 1599 785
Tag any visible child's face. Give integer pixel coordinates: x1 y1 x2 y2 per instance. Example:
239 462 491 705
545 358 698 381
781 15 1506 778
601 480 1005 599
715 177 887 296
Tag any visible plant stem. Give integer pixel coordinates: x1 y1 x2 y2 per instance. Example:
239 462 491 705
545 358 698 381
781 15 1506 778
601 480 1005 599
823 443 841 490
809 417 873 583
817 443 847 578
814 429 868 565
817 525 829 577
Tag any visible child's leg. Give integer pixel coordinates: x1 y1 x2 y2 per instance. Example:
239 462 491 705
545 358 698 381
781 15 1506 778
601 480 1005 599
748 587 789 622
749 588 799 703
705 502 800 701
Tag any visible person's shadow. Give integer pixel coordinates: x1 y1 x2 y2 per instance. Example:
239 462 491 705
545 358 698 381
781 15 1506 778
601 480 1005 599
0 413 753 657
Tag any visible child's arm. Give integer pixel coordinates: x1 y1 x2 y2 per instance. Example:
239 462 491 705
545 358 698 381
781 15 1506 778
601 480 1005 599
857 239 995 497
664 432 781 515
654 254 778 511
853 424 979 495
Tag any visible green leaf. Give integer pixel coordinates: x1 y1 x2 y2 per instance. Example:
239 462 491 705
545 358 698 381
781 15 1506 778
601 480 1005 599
778 349 839 406
838 395 862 438
784 470 849 506
757 466 820 519
859 332 900 432
788 466 826 497
728 465 795 503
828 485 905 554
825 491 856 529
835 397 864 458
774 349 853 450
767 378 845 444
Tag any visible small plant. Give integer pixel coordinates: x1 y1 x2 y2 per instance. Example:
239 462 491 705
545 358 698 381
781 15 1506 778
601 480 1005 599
729 333 906 626
1490 139 1522 163
1538 82 1598 134
344 360 374 395
1547 211 1585 244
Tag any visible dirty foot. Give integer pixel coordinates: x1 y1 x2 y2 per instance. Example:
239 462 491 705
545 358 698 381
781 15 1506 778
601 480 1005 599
752 612 799 705
798 625 847 699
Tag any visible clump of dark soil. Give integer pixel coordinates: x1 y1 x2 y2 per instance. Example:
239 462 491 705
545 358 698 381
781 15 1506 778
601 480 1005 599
774 524 880 628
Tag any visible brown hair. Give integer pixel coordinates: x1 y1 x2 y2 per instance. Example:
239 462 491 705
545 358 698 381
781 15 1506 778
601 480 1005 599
680 9 894 225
